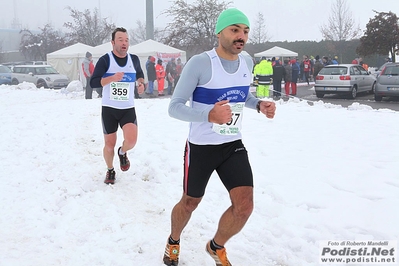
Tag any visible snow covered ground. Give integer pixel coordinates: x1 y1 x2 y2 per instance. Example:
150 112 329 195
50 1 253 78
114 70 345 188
0 82 398 265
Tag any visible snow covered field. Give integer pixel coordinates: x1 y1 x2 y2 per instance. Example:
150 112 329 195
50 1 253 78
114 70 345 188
0 82 398 265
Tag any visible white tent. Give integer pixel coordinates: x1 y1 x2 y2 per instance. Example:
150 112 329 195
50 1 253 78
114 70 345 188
46 43 94 83
47 40 187 84
254 46 298 59
91 42 113 59
90 39 186 82
129 39 187 81
240 50 255 62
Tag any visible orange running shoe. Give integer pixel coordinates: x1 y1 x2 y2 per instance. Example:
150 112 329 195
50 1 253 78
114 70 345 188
163 242 180 266
206 241 232 266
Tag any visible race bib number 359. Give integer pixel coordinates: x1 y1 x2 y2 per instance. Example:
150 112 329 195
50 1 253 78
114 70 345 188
212 103 244 135
110 82 130 101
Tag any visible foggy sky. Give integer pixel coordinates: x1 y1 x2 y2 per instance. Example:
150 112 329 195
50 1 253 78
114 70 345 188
2 0 399 42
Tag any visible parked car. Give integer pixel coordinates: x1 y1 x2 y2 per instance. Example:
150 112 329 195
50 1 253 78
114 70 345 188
2 62 17 71
0 64 12 85
11 65 69 89
22 61 47 65
373 62 390 78
374 62 399 102
314 64 376 99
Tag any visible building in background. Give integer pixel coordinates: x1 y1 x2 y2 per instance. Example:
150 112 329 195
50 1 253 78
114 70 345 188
0 28 26 63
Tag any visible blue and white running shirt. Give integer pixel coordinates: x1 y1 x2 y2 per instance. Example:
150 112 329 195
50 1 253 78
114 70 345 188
169 48 257 145
102 51 137 109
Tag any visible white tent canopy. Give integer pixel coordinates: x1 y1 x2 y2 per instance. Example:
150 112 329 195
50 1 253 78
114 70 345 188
240 50 251 57
254 46 298 58
47 40 187 85
129 39 187 81
92 39 187 81
130 39 185 57
47 43 94 82
90 42 113 59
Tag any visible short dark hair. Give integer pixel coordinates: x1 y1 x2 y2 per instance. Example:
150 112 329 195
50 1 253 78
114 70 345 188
112 27 127 41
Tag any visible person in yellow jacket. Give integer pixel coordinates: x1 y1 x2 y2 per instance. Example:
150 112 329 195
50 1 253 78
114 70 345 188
253 57 273 98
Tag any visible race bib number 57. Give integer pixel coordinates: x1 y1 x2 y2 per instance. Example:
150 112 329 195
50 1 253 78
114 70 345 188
110 82 130 101
212 103 244 135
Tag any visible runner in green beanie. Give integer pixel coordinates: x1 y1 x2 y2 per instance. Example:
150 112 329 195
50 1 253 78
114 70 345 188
215 8 250 34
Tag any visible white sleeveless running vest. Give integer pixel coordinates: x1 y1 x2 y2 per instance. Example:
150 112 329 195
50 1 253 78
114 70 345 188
102 52 137 109
188 49 251 145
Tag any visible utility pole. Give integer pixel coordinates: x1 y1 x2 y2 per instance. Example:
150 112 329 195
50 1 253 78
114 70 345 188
146 0 154 40
11 0 21 29
47 0 51 25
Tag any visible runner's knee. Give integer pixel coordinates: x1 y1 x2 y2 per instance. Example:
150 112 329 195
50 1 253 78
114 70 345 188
230 188 254 218
180 196 201 213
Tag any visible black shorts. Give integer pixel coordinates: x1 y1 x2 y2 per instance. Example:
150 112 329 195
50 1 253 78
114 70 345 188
183 140 253 198
101 106 137 134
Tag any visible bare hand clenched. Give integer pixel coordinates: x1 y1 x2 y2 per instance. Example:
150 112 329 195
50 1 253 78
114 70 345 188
208 100 232 125
259 101 276 119
113 72 124 82
100 72 125 87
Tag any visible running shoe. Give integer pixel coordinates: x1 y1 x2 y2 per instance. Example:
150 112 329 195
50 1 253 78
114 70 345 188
163 242 180 266
206 241 232 266
117 147 130 171
104 169 116 184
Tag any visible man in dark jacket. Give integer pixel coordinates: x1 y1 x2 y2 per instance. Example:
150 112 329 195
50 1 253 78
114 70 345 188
313 55 324 80
272 60 286 98
146 56 157 96
165 58 177 95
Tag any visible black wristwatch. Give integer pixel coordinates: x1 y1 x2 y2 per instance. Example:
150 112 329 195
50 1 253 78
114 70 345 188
256 101 261 113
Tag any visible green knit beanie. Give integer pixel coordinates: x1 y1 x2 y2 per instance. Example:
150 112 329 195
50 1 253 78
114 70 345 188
215 8 250 34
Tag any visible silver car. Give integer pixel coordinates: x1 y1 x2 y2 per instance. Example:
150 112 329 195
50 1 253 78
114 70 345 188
11 65 69 89
373 62 390 78
314 64 376 99
374 62 399 102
